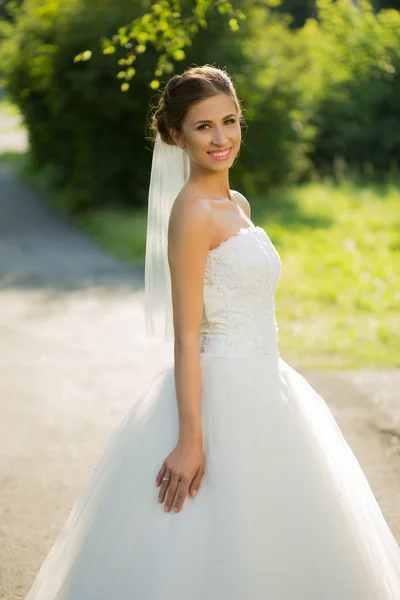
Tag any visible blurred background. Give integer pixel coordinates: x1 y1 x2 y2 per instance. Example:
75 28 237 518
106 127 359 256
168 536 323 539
1 3 400 598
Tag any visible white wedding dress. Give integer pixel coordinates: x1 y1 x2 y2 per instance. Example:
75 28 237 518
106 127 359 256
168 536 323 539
26 224 400 599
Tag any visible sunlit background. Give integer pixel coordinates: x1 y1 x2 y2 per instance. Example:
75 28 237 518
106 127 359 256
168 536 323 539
0 2 400 598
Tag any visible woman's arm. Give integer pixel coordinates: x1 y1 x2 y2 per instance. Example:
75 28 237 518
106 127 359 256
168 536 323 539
169 197 213 443
155 194 213 513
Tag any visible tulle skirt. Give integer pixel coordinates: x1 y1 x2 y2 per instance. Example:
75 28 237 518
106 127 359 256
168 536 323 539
25 356 400 599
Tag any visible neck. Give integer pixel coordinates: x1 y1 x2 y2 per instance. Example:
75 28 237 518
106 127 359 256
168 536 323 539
187 162 232 200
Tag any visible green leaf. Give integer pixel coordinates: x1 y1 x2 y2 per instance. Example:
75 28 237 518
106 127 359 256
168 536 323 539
81 50 92 61
103 46 116 55
173 49 185 61
229 18 239 32
136 32 149 44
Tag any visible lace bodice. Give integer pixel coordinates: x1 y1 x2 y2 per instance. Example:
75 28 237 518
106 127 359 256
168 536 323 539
200 225 281 361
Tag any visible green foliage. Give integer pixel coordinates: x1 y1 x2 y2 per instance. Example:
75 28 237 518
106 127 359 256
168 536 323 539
0 0 177 210
272 0 317 28
81 0 247 92
0 0 246 210
1 0 400 212
305 0 400 176
228 6 319 192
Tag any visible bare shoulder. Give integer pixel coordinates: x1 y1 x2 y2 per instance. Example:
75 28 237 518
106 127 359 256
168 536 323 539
168 188 213 259
232 190 251 219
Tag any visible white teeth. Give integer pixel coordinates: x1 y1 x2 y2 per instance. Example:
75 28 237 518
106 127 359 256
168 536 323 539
209 150 230 157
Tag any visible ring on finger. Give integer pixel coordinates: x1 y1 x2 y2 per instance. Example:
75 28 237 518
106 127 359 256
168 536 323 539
162 470 171 483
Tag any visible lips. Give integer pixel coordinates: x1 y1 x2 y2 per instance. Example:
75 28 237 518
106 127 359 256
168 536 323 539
207 147 233 160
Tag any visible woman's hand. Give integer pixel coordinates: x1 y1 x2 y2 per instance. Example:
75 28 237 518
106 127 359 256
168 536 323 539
155 441 205 513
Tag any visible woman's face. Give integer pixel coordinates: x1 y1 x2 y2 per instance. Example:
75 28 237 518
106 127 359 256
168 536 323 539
173 92 241 172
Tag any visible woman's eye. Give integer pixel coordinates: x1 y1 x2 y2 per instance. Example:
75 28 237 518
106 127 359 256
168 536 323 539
198 119 236 131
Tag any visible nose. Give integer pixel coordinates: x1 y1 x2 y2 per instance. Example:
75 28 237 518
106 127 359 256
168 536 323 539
212 127 229 146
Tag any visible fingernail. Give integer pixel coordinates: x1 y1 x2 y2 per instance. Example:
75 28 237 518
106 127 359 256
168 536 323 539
164 506 169 512
174 506 179 513
192 490 197 497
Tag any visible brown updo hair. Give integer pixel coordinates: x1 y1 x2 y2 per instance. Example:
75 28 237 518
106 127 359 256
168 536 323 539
149 64 244 146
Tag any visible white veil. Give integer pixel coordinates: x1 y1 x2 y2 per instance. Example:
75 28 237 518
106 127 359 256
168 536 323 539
144 132 190 342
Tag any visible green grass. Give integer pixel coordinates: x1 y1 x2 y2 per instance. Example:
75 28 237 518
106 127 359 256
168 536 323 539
0 150 27 170
251 181 400 369
0 96 21 117
75 208 148 265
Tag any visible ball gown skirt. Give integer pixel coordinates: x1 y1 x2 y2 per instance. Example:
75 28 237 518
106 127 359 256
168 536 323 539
24 225 400 599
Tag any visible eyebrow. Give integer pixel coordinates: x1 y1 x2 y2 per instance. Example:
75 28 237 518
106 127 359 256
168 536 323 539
193 113 237 126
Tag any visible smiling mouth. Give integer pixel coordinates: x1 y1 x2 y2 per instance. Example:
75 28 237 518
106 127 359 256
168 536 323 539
207 148 233 160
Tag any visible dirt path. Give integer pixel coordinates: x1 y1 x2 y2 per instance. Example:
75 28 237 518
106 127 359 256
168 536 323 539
0 111 399 599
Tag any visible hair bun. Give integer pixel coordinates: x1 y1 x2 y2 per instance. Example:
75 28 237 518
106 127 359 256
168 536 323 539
166 75 181 99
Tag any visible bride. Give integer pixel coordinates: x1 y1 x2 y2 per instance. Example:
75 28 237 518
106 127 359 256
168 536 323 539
25 64 400 599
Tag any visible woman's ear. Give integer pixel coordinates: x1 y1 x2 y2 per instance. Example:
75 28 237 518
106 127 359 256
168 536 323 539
170 128 185 149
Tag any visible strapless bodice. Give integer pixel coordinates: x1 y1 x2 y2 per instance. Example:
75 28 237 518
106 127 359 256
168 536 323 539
200 225 281 361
